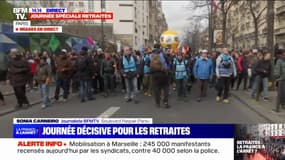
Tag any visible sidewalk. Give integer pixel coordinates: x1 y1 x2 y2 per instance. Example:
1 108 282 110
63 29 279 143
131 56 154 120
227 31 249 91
0 85 57 116
232 89 285 123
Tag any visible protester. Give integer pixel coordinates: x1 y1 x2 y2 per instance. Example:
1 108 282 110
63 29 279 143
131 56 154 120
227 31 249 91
251 52 272 101
34 56 52 108
173 52 189 101
135 50 143 91
230 51 238 89
142 47 152 96
274 47 285 110
7 48 30 109
69 51 79 93
120 47 140 103
216 48 237 104
54 49 72 102
101 51 116 97
209 51 219 88
194 49 213 102
75 47 95 103
150 44 170 108
0 52 8 106
236 50 249 90
247 49 259 89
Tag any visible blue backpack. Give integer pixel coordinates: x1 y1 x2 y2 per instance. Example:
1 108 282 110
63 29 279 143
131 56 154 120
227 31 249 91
220 55 232 69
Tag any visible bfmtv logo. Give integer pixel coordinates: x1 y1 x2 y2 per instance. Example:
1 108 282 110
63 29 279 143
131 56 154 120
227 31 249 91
13 8 28 20
15 128 38 135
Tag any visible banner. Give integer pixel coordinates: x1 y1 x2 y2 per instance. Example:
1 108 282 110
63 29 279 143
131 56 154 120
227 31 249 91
214 29 223 45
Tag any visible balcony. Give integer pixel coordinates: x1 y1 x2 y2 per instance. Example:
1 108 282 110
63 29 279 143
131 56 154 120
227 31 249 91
276 4 285 15
275 28 285 36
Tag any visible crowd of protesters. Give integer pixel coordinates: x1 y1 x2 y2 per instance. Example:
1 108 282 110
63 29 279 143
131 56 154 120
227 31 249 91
0 42 284 110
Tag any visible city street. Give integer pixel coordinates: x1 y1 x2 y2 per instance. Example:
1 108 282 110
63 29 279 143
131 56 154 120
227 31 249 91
0 84 274 138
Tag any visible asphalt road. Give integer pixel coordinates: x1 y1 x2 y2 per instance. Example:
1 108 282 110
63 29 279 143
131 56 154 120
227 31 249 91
0 85 269 138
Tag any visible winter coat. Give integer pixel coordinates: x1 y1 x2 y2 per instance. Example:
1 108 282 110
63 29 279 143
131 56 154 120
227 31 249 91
237 56 248 74
255 60 272 78
7 57 30 87
55 56 72 80
274 57 285 81
28 58 39 75
101 58 115 75
34 63 51 84
194 58 213 80
74 55 94 81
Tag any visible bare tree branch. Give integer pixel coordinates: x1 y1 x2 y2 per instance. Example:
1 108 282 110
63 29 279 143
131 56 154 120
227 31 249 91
257 6 267 19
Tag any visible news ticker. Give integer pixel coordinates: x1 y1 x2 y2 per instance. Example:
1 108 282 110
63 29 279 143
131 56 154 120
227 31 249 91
13 118 233 138
12 7 113 33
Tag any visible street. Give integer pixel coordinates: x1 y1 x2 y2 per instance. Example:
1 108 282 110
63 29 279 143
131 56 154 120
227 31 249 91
0 85 270 138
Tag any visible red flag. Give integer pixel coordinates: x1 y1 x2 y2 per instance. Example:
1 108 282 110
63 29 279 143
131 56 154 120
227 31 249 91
87 36 94 46
212 0 218 12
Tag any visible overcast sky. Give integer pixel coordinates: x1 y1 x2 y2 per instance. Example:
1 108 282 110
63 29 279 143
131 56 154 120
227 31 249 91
161 1 191 36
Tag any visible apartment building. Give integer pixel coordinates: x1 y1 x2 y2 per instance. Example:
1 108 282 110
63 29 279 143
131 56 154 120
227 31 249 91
214 1 285 50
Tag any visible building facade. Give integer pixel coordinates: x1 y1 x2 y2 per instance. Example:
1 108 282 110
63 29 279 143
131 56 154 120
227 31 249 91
7 0 168 50
214 0 285 51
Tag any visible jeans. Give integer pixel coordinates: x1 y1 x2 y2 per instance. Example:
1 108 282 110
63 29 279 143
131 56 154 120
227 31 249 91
13 85 29 106
54 79 70 100
80 80 94 101
176 78 187 97
251 76 269 98
124 77 138 100
39 84 51 106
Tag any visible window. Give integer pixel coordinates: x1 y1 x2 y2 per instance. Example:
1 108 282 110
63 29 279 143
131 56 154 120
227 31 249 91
119 20 134 22
79 2 84 7
119 4 133 7
69 2 74 7
59 1 64 7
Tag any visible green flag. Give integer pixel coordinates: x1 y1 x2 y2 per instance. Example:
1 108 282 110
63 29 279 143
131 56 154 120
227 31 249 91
48 34 60 52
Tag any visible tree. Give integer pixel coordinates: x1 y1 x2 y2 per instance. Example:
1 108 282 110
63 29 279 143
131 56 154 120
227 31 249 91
217 0 237 47
0 1 14 22
227 16 241 50
186 1 212 51
266 0 275 54
248 1 267 48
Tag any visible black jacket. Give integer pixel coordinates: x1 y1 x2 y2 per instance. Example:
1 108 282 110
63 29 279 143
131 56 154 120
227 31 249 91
255 60 272 78
7 57 30 87
75 55 94 80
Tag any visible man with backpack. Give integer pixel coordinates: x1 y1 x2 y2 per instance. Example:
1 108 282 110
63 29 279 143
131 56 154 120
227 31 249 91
172 52 189 101
216 48 237 104
150 44 170 108
75 47 95 103
194 50 213 102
